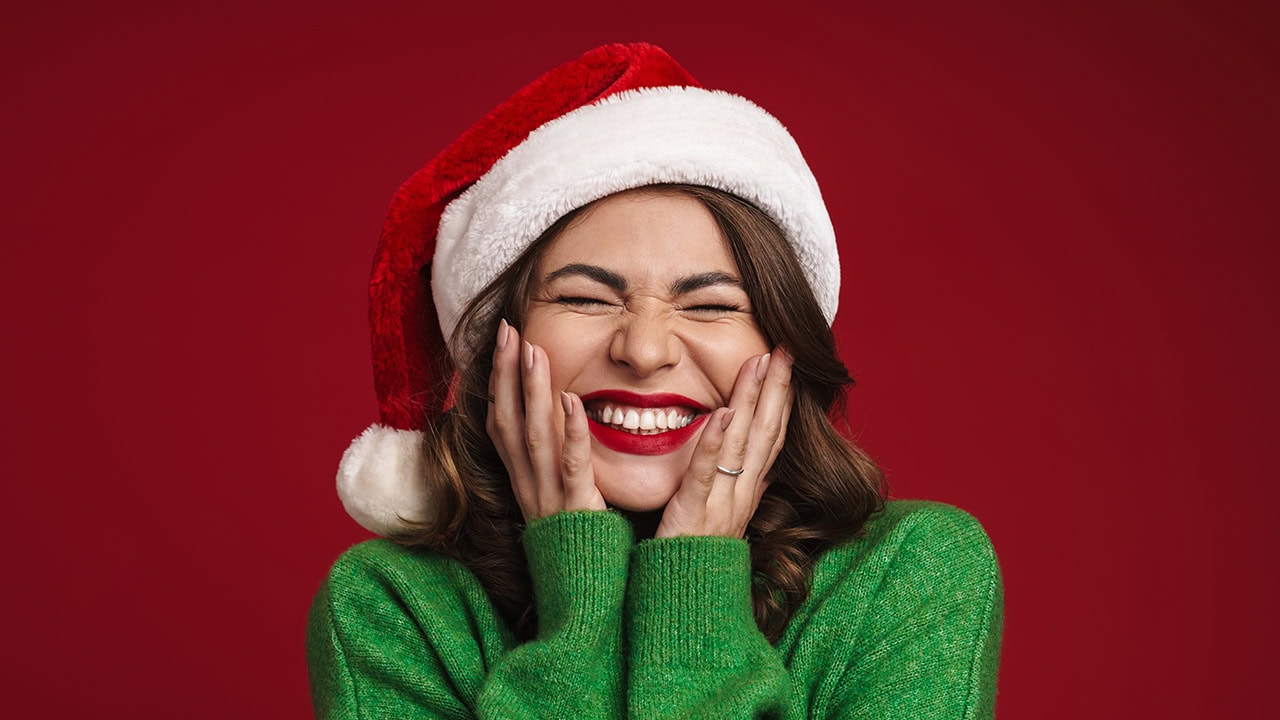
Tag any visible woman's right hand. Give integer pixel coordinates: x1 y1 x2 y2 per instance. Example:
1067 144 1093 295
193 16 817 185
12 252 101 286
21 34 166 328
487 319 607 522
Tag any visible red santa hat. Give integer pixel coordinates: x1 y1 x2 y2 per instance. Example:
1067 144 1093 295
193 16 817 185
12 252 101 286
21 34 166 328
338 43 840 535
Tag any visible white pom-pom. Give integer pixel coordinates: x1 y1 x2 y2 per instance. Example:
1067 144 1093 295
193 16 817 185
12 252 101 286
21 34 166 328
336 424 429 535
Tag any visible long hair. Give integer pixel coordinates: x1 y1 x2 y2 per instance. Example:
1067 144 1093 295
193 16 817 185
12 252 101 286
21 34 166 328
394 184 885 642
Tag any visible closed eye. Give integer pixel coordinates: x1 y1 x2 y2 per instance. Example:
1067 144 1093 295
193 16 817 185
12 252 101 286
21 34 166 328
556 295 614 307
685 304 743 314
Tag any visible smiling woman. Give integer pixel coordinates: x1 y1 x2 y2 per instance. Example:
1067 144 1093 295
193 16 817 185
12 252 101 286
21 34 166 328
308 44 1004 719
523 189 773 512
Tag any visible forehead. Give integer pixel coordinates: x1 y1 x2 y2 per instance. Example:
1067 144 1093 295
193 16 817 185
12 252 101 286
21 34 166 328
537 191 739 281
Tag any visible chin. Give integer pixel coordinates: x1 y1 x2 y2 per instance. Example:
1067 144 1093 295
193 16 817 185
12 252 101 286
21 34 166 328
591 451 684 512
600 486 676 512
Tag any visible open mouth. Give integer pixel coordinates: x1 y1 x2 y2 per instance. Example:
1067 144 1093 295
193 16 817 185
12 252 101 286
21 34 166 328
578 391 710 455
583 402 700 435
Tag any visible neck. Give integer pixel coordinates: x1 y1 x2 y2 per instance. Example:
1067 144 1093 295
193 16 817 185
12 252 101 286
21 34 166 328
618 507 662 540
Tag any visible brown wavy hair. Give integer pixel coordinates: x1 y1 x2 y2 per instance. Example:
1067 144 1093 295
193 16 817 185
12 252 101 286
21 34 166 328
393 184 885 643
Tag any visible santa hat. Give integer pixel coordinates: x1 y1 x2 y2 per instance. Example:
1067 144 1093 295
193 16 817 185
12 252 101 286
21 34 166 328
338 43 840 535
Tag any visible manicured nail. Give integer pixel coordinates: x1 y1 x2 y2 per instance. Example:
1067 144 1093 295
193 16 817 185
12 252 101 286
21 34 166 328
497 319 510 350
756 353 771 381
721 408 737 431
560 391 574 417
522 341 534 371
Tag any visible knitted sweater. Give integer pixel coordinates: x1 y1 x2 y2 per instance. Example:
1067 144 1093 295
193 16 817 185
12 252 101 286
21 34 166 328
306 500 1003 719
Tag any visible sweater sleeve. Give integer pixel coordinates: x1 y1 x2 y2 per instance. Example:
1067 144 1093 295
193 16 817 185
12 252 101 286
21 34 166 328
830 504 1004 719
625 536 790 719
622 502 1004 720
306 510 632 720
475 510 631 718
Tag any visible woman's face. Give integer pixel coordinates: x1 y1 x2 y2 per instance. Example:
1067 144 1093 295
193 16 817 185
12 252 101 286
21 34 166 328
521 189 771 511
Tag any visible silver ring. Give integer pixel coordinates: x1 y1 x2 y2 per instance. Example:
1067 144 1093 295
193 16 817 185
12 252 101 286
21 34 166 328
716 465 745 476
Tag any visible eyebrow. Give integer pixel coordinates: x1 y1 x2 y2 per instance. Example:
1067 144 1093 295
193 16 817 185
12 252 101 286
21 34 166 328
543 264 743 295
669 271 743 295
544 263 627 292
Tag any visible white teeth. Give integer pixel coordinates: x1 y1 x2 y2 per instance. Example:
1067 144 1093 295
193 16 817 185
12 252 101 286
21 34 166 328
589 403 697 434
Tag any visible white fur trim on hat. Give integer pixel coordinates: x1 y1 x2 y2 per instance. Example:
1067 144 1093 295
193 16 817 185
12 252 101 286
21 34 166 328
336 424 429 534
432 86 840 353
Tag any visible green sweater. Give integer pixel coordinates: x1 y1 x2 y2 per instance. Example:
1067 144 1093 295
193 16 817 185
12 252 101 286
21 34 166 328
306 500 1003 719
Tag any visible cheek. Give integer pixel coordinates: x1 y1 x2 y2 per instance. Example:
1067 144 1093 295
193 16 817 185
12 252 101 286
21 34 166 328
682 328 771 393
524 317 609 392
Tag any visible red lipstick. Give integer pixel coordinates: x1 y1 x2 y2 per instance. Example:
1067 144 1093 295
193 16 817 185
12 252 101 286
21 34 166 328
579 390 710 456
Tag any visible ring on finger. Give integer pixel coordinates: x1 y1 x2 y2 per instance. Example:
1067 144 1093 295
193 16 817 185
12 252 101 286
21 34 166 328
716 464 745 476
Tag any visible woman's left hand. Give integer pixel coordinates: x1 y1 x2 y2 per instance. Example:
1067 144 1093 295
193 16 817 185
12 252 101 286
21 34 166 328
655 348 794 539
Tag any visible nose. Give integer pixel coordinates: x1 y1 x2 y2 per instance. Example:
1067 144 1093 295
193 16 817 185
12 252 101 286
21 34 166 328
609 304 680 377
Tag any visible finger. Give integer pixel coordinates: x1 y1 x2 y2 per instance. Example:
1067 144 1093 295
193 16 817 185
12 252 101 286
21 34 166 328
754 477 774 509
487 320 536 508
560 391 604 510
486 320 523 454
708 354 769 508
676 406 735 507
736 349 794 519
763 384 794 470
749 395 790 512
655 406 734 538
521 341 563 514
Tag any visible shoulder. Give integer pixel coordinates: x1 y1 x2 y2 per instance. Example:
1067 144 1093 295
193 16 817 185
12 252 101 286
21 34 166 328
323 539 461 595
307 546 507 717
779 501 1003 716
311 539 492 634
788 501 1004 701
808 499 1002 612
324 538 456 582
861 499 998 564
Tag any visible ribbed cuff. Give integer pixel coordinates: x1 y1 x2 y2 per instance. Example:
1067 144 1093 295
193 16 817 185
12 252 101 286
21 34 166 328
627 535 759 664
522 510 632 637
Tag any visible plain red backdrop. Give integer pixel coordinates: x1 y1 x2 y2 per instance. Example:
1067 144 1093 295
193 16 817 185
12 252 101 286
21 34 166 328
2 0 1276 716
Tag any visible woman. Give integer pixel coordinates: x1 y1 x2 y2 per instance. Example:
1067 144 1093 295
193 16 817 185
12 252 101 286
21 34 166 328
308 44 1003 719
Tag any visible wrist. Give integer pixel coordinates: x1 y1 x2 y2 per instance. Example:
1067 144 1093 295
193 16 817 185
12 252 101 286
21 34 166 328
627 535 761 663
523 510 632 635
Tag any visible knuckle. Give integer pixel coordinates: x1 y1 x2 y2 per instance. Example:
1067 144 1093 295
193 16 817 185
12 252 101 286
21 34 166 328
562 419 584 440
561 452 587 477
491 414 516 436
524 426 547 449
757 417 782 438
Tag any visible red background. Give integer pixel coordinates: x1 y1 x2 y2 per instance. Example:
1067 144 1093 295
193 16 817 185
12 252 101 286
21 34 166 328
2 0 1276 716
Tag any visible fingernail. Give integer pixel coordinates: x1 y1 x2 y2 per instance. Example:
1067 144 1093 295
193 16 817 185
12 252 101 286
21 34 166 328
522 341 534 371
755 353 771 381
497 319 509 350
560 391 574 416
721 408 736 431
